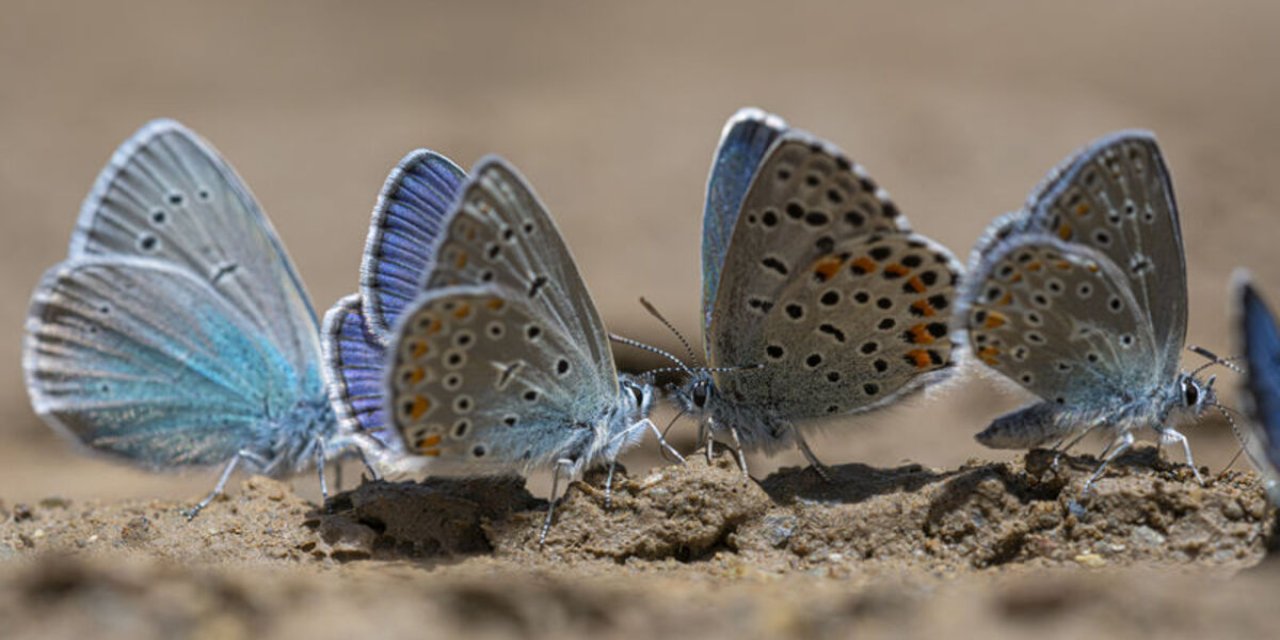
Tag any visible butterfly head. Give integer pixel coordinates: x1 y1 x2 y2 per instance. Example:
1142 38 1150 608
672 370 716 418
1174 372 1217 419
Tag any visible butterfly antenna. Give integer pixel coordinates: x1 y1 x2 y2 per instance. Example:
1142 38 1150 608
1209 401 1252 474
1187 345 1244 375
662 408 688 442
639 297 699 365
611 334 695 377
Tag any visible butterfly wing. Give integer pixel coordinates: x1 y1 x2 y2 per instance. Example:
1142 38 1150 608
1235 273 1280 489
1021 132 1185 379
707 130 933 409
24 258 318 470
730 232 962 419
66 119 322 379
960 235 1158 405
321 295 399 449
360 150 467 339
387 284 633 473
419 157 618 401
701 108 788 333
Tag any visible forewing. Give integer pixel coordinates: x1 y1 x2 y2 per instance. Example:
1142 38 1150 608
960 235 1159 404
360 150 466 339
67 119 321 377
23 258 302 469
387 285 620 472
321 295 399 449
701 108 787 330
420 157 615 401
708 130 907 376
1023 132 1186 376
717 232 962 418
1236 276 1280 480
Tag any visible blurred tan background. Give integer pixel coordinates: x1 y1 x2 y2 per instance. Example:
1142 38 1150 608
2 0 1277 502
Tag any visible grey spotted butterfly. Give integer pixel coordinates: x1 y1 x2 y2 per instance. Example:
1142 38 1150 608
384 155 679 540
671 108 963 474
959 130 1217 493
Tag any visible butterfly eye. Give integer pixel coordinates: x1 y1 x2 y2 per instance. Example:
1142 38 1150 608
692 383 709 408
1183 380 1200 407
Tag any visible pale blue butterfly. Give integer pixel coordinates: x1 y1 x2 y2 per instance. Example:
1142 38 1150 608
23 120 369 517
1233 271 1280 504
321 149 466 461
670 108 964 475
959 131 1218 494
384 156 679 541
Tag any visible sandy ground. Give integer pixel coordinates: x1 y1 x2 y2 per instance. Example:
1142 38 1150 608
4 0 1280 637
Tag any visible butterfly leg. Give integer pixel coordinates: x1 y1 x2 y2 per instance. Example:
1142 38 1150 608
313 437 330 501
1051 425 1099 470
603 460 618 509
644 418 686 465
540 458 575 546
794 428 833 483
185 453 242 520
1157 426 1205 486
726 424 750 477
1082 431 1135 497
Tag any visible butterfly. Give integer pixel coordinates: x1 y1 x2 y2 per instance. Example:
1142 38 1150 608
321 149 467 463
959 130 1217 493
382 155 678 541
669 108 963 475
23 120 368 517
1233 271 1280 504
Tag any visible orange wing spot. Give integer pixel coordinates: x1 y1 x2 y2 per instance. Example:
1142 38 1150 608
1087 262 1100 273
428 319 443 335
984 311 1008 329
906 349 933 369
409 396 432 420
1026 261 1043 272
403 366 426 385
1055 260 1072 270
852 257 878 274
1010 273 1023 283
1075 203 1091 216
1057 224 1073 240
420 434 442 448
410 340 430 358
465 226 477 241
885 263 911 277
908 324 935 345
977 346 1001 366
486 298 505 311
997 292 1013 306
905 276 927 293
453 302 472 319
910 300 936 317
813 255 847 281
454 251 468 269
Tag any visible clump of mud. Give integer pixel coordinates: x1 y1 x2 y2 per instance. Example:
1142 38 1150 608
313 446 1272 571
0 449 1275 640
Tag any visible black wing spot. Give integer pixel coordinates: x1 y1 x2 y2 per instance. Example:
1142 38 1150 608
528 276 548 297
863 383 880 396
804 211 830 226
762 257 790 275
556 359 570 376
818 324 846 342
878 318 896 330
785 303 804 319
766 345 785 359
873 359 888 373
786 203 805 219
762 210 779 227
820 290 840 306
845 210 865 227
212 263 238 284
805 353 823 368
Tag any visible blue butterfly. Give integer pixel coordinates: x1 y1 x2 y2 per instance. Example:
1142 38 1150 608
959 131 1219 493
1233 271 1280 503
321 149 467 462
23 120 368 517
382 155 679 541
670 108 963 475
